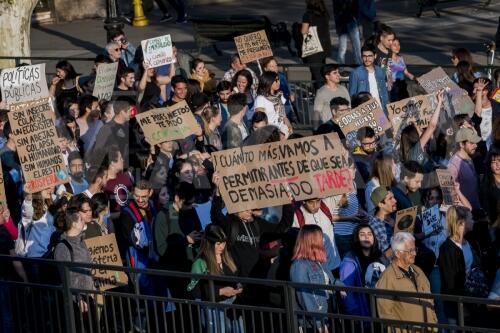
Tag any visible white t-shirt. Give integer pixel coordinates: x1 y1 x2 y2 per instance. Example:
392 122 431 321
368 71 380 104
255 95 289 136
480 106 492 148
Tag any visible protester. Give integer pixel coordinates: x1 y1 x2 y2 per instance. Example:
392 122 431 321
340 223 384 317
313 96 348 139
389 37 415 102
473 78 494 149
49 60 82 113
165 75 189 106
481 144 500 223
349 44 389 112
374 24 395 75
301 0 332 89
187 224 244 333
201 106 223 151
215 80 232 129
451 48 482 83
290 225 345 332
77 95 102 152
222 93 249 149
109 29 136 68
368 187 397 257
352 127 378 184
365 153 398 214
312 64 350 127
190 58 216 94
376 232 438 328
223 54 259 95
138 61 175 110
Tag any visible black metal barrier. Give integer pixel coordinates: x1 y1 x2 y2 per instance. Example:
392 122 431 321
0 255 499 333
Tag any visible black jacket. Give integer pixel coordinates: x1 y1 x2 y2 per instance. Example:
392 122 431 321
211 194 294 278
438 238 465 319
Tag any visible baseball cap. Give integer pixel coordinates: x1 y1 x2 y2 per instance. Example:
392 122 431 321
455 128 481 144
371 186 390 206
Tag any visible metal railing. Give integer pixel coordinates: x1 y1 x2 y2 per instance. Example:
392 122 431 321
0 255 498 333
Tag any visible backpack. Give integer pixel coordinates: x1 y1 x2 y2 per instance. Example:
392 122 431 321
295 201 334 227
39 232 74 286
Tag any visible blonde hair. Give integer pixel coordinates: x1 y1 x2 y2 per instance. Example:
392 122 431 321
446 205 470 242
201 106 220 136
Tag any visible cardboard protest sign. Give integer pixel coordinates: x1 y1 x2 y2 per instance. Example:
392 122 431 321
417 67 474 116
395 206 418 233
8 98 69 193
387 94 438 139
492 88 500 103
92 62 119 101
234 30 273 64
0 64 49 106
135 100 201 145
212 133 352 213
0 163 6 206
335 98 391 147
421 204 442 234
84 234 129 291
141 34 174 68
435 169 461 206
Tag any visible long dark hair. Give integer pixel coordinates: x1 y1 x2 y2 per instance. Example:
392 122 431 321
484 143 500 190
400 124 420 163
351 223 382 260
257 71 278 96
306 0 329 17
231 69 253 93
55 60 78 80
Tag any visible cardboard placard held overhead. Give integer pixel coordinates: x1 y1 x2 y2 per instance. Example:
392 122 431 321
395 206 418 233
84 234 129 291
387 94 438 141
435 169 461 206
0 163 6 206
135 100 201 145
234 30 273 64
141 34 174 68
0 64 49 106
8 98 69 193
211 133 352 214
417 67 474 116
335 98 391 147
92 62 119 101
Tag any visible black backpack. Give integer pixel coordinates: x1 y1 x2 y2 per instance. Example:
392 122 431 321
39 232 74 286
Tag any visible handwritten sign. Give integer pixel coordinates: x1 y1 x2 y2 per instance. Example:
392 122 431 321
141 34 174 68
92 62 118 101
234 30 273 64
435 169 460 206
387 94 438 141
84 234 129 291
421 204 441 233
212 133 352 213
0 64 49 106
0 163 6 205
8 98 69 193
335 98 390 147
135 100 200 145
417 67 474 116
395 206 417 233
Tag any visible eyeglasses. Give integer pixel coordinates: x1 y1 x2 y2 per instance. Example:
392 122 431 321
399 248 418 254
114 48 121 52
361 139 378 147
114 38 127 44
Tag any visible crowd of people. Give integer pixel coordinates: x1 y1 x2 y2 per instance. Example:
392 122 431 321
0 0 500 332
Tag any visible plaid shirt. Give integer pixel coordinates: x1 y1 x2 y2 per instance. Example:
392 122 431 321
369 215 392 253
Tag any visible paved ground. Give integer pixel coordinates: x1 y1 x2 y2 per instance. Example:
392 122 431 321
29 0 500 78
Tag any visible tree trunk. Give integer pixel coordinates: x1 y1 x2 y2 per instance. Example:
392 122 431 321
0 0 39 69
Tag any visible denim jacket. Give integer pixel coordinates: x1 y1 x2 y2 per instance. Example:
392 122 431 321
348 65 389 113
290 259 336 328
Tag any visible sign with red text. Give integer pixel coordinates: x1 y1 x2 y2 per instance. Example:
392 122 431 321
8 98 69 193
234 30 273 64
135 100 201 145
85 234 128 291
141 34 174 68
0 64 49 105
211 133 352 213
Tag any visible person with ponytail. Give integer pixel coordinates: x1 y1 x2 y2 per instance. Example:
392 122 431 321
438 205 474 323
187 224 243 333
201 106 223 151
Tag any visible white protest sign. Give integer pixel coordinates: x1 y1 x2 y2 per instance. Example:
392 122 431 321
92 62 119 101
0 64 49 105
141 35 174 68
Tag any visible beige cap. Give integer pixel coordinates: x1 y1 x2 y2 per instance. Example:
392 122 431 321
455 128 481 144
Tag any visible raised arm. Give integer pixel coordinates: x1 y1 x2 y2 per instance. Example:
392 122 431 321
419 89 444 149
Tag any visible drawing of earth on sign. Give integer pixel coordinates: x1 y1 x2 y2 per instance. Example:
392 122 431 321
397 215 414 231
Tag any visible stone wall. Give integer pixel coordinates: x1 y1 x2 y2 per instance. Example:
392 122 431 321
53 0 106 22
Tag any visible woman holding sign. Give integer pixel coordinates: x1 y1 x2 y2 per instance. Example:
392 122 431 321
138 60 176 111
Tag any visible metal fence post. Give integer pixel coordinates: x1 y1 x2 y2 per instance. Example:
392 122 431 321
61 263 76 333
284 284 298 333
